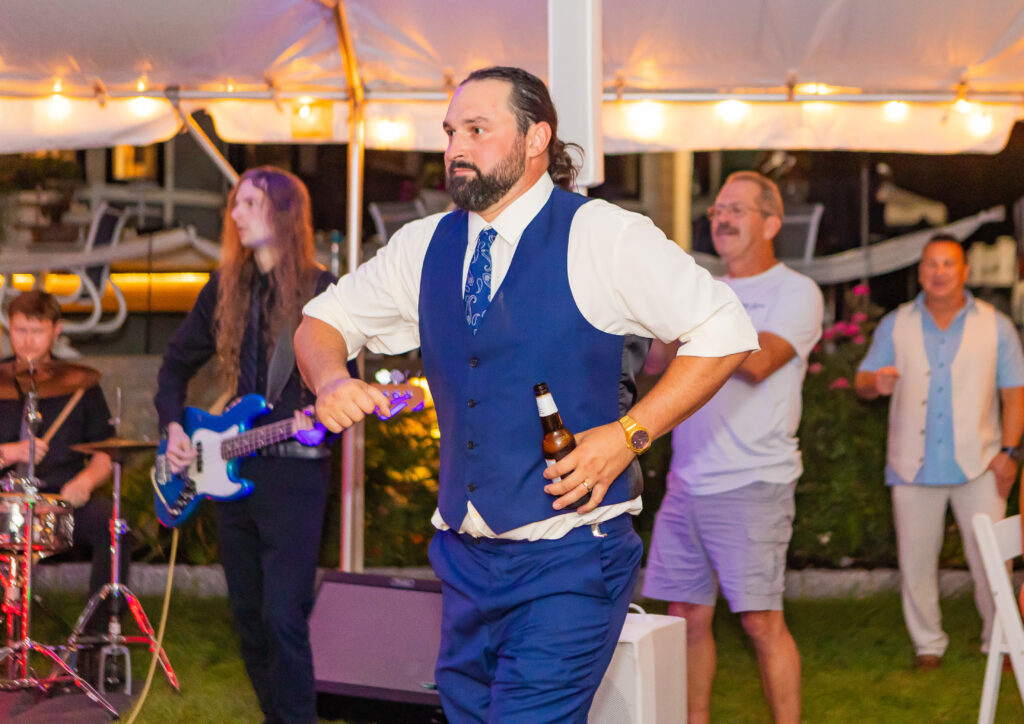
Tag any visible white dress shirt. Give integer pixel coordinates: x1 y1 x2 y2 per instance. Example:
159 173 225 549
305 173 758 540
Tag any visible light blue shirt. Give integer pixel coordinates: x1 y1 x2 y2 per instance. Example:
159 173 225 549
859 291 1024 485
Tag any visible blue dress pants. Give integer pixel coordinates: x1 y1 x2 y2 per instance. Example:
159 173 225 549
429 514 642 724
215 456 329 724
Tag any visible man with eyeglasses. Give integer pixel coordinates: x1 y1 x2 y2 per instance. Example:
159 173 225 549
643 171 823 724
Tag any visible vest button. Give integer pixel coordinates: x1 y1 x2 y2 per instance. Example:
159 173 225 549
467 440 475 450
469 357 479 368
467 399 477 408
467 483 476 492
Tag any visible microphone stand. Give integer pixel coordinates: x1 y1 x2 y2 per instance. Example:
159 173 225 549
0 359 117 717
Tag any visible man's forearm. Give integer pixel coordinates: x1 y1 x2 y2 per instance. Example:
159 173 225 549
295 316 353 394
72 452 112 492
629 351 749 441
1000 386 1024 447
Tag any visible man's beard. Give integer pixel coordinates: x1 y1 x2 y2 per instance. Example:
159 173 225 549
447 137 526 212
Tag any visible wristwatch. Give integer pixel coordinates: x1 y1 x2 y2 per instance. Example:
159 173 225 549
618 415 652 455
1001 445 1021 462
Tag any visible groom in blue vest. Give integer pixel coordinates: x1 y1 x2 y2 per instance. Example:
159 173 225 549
297 66 758 723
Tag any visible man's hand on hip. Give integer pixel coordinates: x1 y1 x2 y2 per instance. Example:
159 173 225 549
988 452 1019 499
542 421 636 514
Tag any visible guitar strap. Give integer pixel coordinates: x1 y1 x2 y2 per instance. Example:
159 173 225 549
264 272 317 406
265 313 298 407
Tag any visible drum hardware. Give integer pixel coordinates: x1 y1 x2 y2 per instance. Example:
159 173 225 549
63 386 179 696
0 359 117 718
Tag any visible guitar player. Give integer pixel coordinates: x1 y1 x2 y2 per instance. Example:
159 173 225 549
154 167 344 724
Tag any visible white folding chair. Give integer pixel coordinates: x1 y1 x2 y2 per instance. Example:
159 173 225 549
972 512 1024 723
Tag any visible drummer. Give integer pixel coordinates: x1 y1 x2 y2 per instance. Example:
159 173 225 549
0 291 128 621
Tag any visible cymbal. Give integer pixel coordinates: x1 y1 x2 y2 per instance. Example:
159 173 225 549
0 360 101 400
71 438 158 456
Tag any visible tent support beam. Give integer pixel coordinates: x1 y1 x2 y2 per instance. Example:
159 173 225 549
169 96 239 186
334 0 366 573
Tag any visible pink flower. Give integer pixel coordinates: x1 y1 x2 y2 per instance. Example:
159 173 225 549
828 377 850 390
822 327 836 340
808 362 823 374
853 335 866 345
851 311 868 324
852 284 870 297
846 322 861 335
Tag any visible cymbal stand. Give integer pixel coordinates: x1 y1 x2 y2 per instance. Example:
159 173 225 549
0 361 117 717
63 387 179 695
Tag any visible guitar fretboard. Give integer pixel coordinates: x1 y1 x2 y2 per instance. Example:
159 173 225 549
221 418 295 459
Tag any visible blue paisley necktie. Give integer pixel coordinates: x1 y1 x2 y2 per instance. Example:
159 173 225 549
464 227 496 332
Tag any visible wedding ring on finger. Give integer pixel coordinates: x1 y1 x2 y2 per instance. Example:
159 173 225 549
581 480 592 492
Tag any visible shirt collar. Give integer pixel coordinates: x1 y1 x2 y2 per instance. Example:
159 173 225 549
912 289 976 319
466 173 554 247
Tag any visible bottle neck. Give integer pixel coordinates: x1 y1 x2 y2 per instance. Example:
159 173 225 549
536 392 564 432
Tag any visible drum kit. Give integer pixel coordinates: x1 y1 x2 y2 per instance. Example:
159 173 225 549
0 360 178 718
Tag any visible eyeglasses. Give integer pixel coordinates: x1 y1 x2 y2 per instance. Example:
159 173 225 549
706 204 768 220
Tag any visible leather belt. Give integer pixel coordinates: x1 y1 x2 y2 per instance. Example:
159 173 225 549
256 441 331 459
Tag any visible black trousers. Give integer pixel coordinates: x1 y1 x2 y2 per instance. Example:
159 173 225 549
215 456 330 724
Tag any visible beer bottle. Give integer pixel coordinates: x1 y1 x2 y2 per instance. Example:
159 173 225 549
534 382 589 508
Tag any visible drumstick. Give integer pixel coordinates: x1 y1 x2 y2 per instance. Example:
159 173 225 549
41 387 85 445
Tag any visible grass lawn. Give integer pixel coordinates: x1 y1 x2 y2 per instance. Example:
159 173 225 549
16 590 1024 722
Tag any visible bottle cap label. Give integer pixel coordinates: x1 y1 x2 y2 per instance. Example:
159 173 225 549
535 393 558 417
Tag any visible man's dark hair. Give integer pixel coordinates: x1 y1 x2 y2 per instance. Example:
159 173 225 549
460 66 582 190
8 291 61 323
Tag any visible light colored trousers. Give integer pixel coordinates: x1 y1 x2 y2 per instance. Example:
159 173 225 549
891 470 1006 657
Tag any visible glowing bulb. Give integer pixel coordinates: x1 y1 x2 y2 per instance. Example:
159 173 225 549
136 79 146 93
129 96 158 118
298 104 311 119
968 112 994 137
882 101 908 123
372 118 408 145
953 98 971 115
52 78 62 94
716 99 749 123
624 101 666 139
47 93 72 120
226 80 235 93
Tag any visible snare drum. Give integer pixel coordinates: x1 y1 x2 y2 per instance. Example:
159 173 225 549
0 493 74 556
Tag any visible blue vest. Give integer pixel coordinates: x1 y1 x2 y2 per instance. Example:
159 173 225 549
419 187 646 534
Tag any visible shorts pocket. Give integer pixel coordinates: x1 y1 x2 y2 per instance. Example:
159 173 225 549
744 523 791 596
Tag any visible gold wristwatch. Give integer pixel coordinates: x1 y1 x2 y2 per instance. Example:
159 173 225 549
618 415 652 454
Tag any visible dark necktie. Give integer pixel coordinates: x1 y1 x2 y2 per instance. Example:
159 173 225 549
464 227 496 333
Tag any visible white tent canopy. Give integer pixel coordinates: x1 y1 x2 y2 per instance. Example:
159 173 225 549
3 0 1024 154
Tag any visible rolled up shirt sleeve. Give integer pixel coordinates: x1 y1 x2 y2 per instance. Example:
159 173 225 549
568 199 758 358
303 214 441 358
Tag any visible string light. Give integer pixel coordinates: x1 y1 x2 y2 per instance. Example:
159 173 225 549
716 99 749 123
136 78 147 93
968 112 994 137
52 78 62 94
882 101 908 123
624 101 665 139
47 93 71 120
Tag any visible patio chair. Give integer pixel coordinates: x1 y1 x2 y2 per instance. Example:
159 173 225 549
368 199 428 245
0 201 131 336
775 202 824 262
972 512 1024 723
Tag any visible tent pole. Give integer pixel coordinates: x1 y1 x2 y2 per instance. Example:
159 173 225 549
168 98 239 186
335 0 365 573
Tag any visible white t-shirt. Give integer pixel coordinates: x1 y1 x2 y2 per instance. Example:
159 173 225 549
670 263 823 495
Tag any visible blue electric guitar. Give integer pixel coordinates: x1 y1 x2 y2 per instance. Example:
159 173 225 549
152 384 425 528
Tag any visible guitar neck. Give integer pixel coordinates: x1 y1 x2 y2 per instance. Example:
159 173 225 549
221 418 296 459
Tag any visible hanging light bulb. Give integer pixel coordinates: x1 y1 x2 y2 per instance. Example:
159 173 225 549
882 101 909 123
967 112 994 137
52 78 63 94
716 99 749 123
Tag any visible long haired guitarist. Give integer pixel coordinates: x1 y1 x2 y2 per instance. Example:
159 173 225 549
153 166 341 724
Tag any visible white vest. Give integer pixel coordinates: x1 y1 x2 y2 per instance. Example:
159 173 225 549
888 298 1000 482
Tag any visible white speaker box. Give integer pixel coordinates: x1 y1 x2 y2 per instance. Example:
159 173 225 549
589 612 688 724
